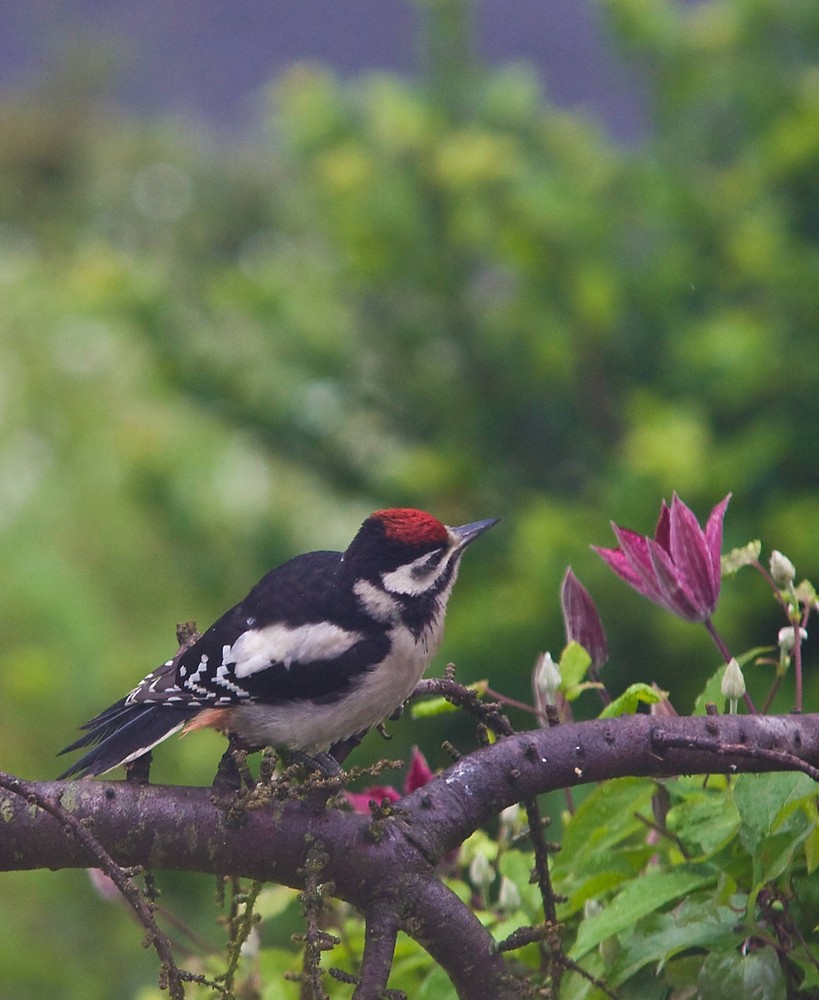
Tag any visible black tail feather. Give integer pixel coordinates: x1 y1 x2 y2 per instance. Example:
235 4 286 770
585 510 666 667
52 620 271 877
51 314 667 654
58 703 196 779
59 697 137 754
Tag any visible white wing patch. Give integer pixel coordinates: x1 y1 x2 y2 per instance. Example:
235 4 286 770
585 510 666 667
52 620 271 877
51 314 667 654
227 622 363 678
184 654 213 697
214 658 251 697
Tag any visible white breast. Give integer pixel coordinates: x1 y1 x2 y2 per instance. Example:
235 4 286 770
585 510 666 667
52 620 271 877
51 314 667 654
229 617 445 753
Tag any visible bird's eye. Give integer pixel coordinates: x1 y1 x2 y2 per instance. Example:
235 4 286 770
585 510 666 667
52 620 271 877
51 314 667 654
412 550 442 579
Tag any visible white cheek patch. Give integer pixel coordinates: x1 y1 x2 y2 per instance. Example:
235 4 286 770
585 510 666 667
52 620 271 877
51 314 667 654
381 549 456 596
353 578 400 622
228 622 363 678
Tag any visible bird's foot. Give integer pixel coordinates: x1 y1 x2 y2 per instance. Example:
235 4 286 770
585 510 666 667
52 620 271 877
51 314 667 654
212 737 256 801
125 751 153 785
290 750 343 777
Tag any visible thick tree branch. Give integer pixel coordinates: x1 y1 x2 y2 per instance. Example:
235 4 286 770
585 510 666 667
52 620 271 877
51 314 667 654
1 713 817 999
399 712 819 858
353 902 399 999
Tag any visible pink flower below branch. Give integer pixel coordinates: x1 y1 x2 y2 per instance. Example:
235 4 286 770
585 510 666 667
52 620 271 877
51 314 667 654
345 747 434 814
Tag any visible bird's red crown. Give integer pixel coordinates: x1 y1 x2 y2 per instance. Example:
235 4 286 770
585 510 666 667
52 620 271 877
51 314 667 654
372 508 448 545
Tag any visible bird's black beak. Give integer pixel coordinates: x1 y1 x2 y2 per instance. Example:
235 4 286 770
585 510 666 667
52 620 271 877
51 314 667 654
449 517 500 549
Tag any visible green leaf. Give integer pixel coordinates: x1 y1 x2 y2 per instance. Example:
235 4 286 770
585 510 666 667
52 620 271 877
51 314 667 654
721 540 762 576
666 783 741 860
459 828 499 867
416 965 459 1000
391 932 449 995
255 884 300 921
558 864 653 920
734 772 816 846
767 775 819 830
563 680 605 703
258 948 303 999
734 772 816 892
607 896 744 987
697 947 785 1000
796 579 818 608
552 779 657 916
559 640 592 689
571 868 716 959
556 778 656 870
693 664 727 716
598 683 665 718
789 946 819 991
804 825 819 875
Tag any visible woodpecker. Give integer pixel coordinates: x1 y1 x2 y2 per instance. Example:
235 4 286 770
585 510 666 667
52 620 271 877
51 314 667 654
58 508 498 779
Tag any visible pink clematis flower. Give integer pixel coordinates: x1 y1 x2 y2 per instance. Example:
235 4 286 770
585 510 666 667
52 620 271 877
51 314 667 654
593 494 731 624
344 784 402 812
345 746 433 813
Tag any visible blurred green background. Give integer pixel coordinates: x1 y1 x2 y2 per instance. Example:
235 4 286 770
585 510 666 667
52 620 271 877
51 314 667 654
3 0 819 996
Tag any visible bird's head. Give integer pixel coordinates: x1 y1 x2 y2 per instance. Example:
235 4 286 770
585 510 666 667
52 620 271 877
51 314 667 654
344 508 498 598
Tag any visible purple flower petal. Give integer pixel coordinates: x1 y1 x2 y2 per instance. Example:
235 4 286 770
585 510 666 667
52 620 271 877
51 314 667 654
591 544 648 603
705 494 731 591
668 494 718 617
610 524 668 606
594 494 730 624
561 567 608 669
404 746 434 793
654 501 672 554
647 537 705 620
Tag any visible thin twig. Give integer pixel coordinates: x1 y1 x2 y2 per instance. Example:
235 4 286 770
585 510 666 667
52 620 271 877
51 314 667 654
221 878 264 993
793 602 811 715
484 687 538 715
650 733 819 782
633 812 692 859
522 795 562 985
0 770 185 999
296 843 338 1000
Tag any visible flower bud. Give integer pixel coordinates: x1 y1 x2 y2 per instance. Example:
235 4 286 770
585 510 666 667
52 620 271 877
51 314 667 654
469 851 494 893
561 568 608 669
241 927 260 960
498 804 524 841
87 868 121 904
778 626 807 652
498 876 521 913
533 651 561 711
721 657 746 714
769 550 796 588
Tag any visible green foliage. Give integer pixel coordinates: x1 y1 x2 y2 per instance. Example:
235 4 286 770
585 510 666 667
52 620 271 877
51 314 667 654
3 0 819 995
598 682 663 718
170 757 817 997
